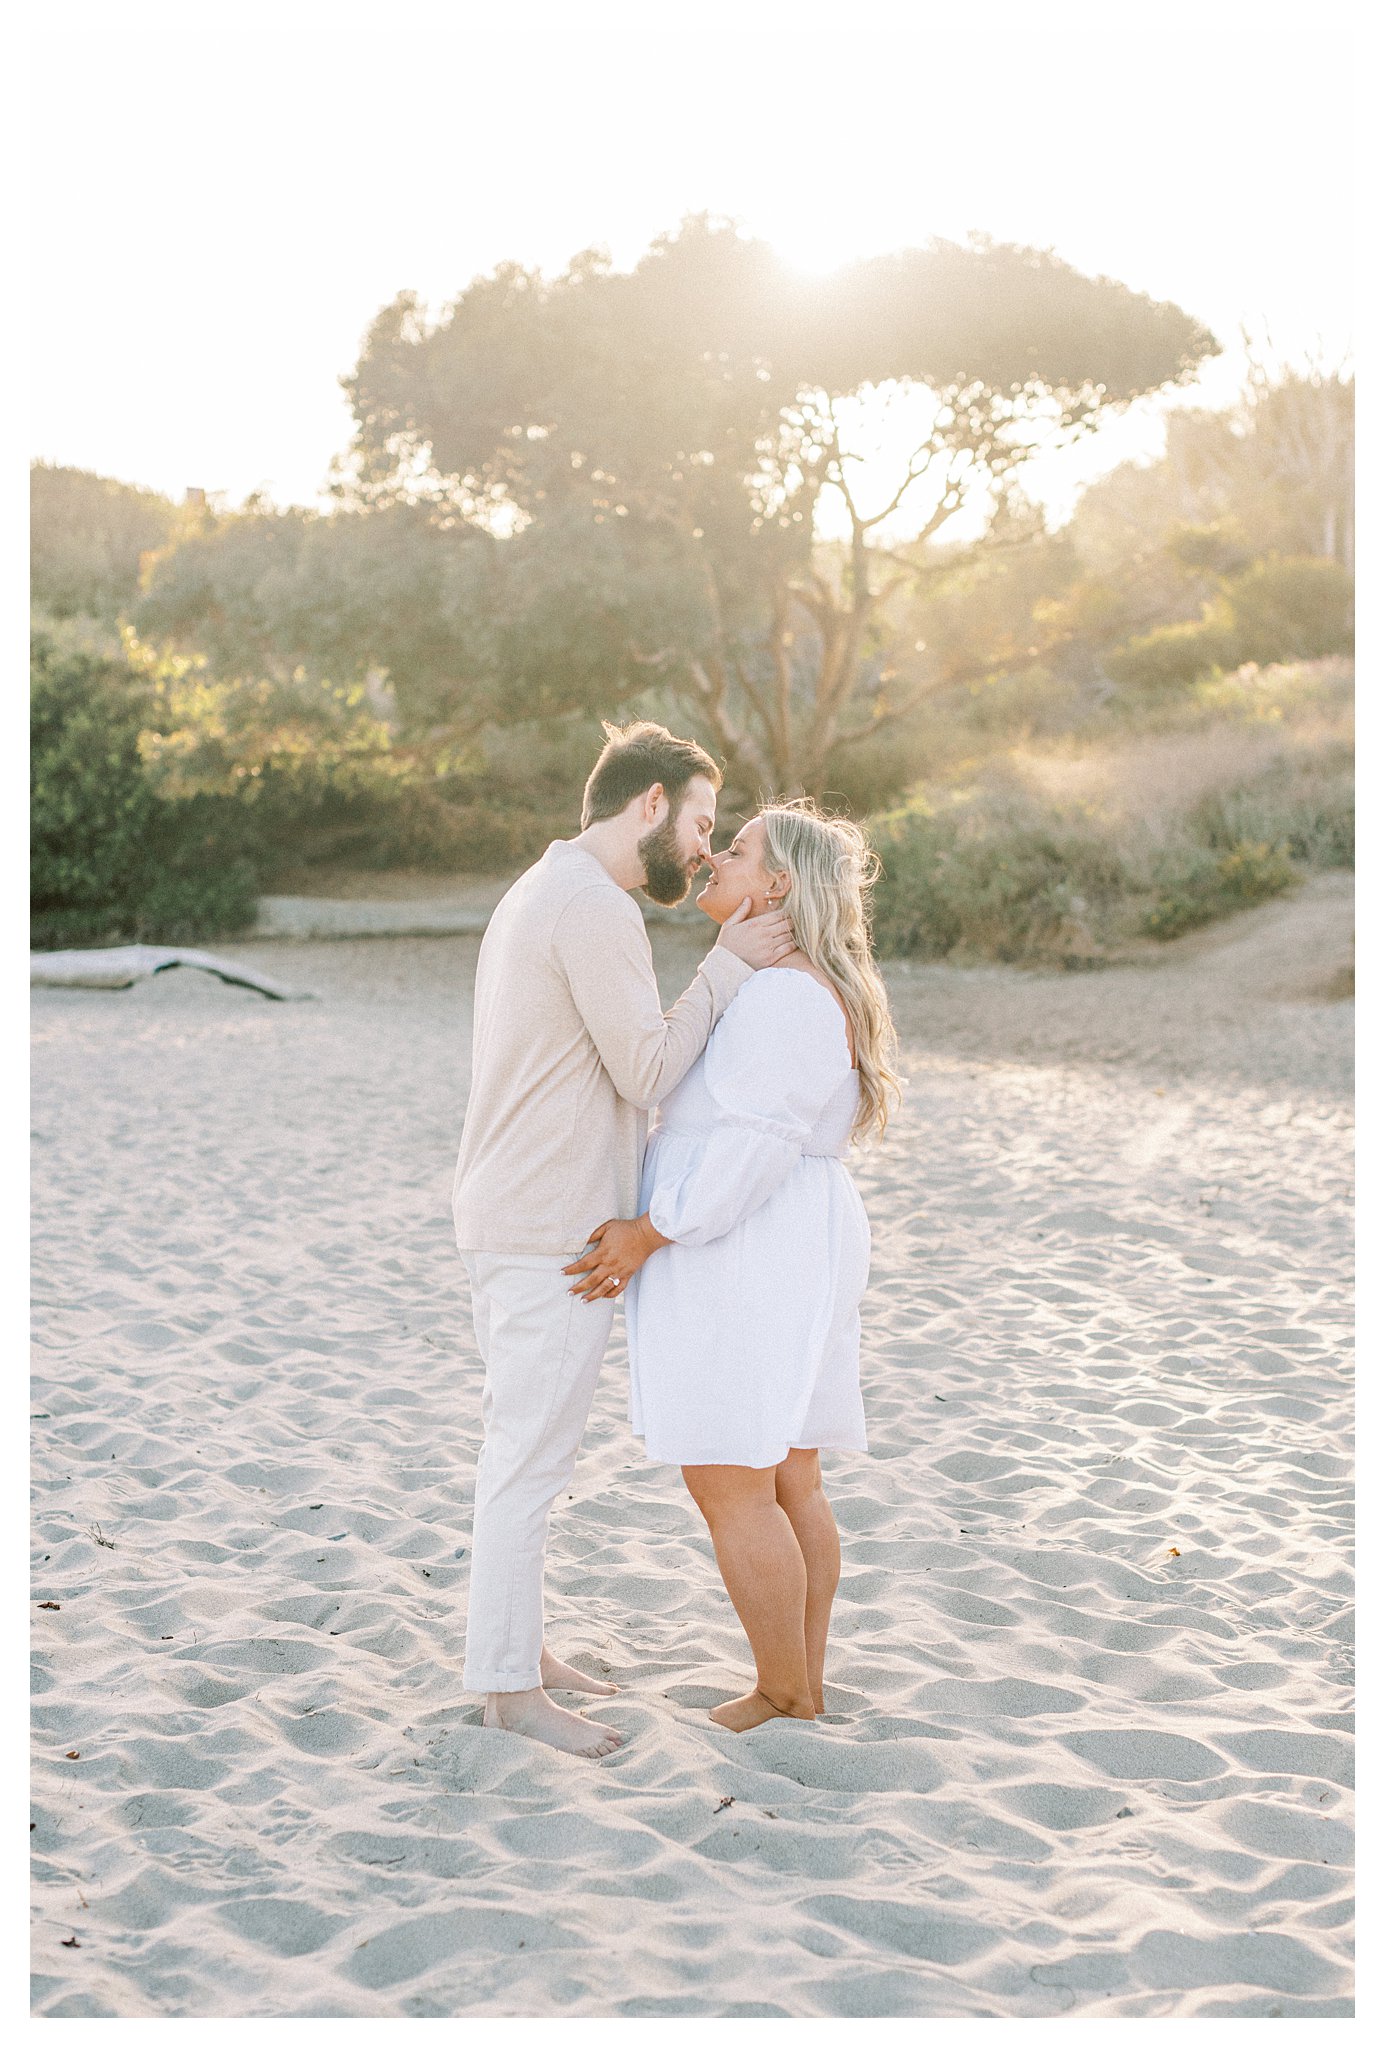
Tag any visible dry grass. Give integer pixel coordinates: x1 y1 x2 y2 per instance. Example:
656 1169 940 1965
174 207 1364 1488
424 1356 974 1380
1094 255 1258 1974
1007 660 1353 836
867 660 1354 963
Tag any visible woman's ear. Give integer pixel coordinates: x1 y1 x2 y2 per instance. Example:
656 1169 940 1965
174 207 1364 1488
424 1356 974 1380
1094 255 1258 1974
766 866 791 906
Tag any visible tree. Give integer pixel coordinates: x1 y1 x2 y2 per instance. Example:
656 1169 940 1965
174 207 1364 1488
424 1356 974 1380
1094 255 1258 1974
1067 349 1354 593
1180 347 1354 570
31 463 180 622
137 499 482 739
138 490 666 751
339 217 1217 793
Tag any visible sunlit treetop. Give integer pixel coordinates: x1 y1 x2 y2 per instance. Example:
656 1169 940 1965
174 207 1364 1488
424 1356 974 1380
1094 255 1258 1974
343 218 1217 523
342 218 1222 790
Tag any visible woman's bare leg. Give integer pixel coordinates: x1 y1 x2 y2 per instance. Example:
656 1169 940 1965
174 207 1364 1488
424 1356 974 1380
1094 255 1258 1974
775 1448 840 1713
681 1462 816 1731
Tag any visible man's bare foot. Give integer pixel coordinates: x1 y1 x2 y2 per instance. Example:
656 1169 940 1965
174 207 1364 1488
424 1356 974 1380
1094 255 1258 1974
483 1686 625 1759
709 1687 816 1732
540 1646 619 1696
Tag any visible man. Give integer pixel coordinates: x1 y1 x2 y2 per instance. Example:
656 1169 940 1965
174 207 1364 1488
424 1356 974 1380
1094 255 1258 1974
452 720 794 1757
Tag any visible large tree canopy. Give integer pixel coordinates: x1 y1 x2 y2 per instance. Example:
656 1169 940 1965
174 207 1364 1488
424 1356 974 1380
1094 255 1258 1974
341 218 1217 792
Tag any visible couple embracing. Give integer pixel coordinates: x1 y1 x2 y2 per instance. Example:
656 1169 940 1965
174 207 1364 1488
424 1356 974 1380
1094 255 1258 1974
451 721 900 1757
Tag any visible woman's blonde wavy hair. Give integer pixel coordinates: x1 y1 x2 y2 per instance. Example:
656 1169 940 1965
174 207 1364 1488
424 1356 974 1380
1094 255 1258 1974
758 799 902 1142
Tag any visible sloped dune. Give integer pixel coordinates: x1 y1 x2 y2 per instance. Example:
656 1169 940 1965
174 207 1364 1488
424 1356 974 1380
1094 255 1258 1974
31 901 1352 2017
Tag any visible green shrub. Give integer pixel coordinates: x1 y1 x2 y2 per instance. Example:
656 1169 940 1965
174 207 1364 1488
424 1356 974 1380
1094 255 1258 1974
1187 746 1354 868
123 858 260 946
31 634 158 920
1106 611 1240 692
871 790 1133 962
1107 556 1353 695
866 731 1352 962
29 624 569 933
822 667 1103 815
125 645 573 879
1142 839 1298 939
30 631 258 948
1224 556 1354 665
261 778 559 875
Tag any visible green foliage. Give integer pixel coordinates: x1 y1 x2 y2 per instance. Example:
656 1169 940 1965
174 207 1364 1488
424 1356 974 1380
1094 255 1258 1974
1106 610 1241 691
1164 519 1253 579
123 798 262 944
1223 556 1355 665
30 632 257 948
1039 366 1354 693
31 634 159 921
32 343 1349 908
1142 840 1298 939
870 790 1133 962
135 639 397 803
29 614 573 929
821 663 1093 816
1106 555 1353 692
349 787 557 871
137 500 509 737
126 632 570 873
31 464 180 621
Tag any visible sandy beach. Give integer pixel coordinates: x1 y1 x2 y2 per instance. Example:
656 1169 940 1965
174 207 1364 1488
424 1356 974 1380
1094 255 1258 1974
30 875 1354 2018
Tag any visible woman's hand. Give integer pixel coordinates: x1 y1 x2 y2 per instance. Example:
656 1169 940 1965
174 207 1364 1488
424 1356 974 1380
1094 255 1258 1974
564 1215 670 1301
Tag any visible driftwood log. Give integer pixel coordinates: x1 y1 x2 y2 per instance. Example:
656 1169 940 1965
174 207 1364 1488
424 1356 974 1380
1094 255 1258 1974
30 946 313 1001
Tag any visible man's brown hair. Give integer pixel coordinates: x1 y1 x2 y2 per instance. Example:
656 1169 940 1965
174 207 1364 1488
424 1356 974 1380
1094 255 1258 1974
580 720 721 828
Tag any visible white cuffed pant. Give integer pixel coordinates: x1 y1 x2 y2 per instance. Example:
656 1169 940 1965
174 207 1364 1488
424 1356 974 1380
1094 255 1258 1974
460 1252 616 1693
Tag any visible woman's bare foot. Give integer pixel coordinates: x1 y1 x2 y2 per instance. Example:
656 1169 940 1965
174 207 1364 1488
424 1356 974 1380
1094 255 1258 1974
540 1646 618 1696
483 1686 625 1758
709 1687 816 1732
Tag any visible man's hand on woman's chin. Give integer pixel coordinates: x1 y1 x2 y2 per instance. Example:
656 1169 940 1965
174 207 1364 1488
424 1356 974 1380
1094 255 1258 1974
715 898 795 969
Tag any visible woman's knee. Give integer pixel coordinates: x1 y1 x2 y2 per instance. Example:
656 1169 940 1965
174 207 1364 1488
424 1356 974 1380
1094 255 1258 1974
775 1447 823 1510
682 1462 776 1525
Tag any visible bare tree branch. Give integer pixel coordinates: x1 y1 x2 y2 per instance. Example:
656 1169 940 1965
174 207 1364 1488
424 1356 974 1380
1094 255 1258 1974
834 678 938 747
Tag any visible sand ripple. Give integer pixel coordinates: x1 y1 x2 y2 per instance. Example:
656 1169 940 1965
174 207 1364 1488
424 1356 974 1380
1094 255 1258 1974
32 934 1352 2015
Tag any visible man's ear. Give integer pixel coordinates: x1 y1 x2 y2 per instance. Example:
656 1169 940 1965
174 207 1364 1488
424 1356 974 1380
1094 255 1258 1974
644 781 667 823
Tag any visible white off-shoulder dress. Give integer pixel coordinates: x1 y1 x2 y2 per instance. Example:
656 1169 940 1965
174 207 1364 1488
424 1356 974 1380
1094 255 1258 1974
625 967 872 1468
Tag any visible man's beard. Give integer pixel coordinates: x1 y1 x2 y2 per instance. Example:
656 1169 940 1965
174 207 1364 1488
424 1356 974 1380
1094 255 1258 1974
637 814 697 906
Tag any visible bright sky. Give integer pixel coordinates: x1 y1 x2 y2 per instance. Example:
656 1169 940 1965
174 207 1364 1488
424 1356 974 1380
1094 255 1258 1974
29 0 1355 541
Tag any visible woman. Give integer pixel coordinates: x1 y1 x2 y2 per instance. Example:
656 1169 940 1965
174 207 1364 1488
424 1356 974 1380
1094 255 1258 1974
565 800 900 1731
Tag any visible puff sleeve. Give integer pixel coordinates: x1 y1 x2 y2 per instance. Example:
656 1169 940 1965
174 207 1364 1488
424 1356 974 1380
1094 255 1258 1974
647 972 854 1246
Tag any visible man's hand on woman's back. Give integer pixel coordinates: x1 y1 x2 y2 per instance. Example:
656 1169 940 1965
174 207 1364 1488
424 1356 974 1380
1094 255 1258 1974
714 899 796 969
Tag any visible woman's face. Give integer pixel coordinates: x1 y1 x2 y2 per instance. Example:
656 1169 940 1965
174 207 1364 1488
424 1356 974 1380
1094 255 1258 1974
696 816 789 924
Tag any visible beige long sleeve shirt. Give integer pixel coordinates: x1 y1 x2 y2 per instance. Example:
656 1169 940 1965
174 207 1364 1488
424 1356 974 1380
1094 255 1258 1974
451 840 752 1256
